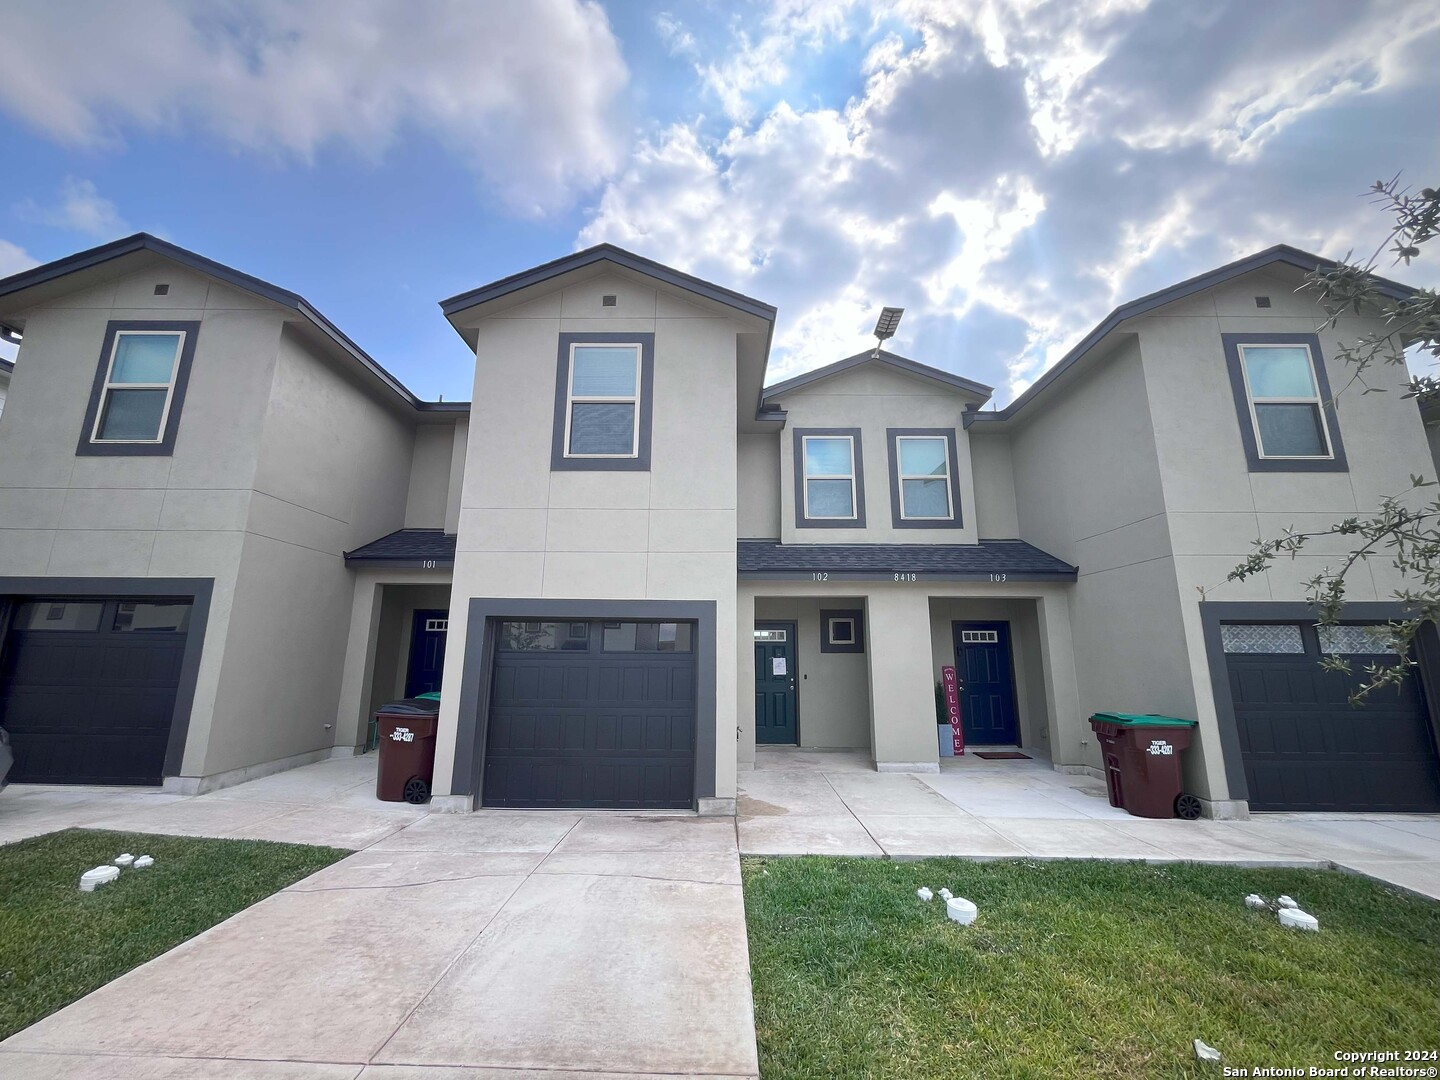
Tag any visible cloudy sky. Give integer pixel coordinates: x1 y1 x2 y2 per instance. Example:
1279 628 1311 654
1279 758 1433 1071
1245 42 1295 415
1 0 1436 403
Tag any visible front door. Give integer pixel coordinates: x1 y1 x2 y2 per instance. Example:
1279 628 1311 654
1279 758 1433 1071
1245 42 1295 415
405 609 448 698
755 622 797 744
954 621 1019 745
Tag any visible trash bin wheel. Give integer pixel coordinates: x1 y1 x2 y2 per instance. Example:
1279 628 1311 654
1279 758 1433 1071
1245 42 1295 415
403 777 431 805
1174 793 1202 820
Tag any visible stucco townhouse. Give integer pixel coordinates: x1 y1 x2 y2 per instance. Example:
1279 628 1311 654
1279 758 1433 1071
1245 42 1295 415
0 235 1437 818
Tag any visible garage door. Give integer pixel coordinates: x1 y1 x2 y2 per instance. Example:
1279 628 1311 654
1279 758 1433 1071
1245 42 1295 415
1222 621 1440 812
483 619 696 809
0 598 192 785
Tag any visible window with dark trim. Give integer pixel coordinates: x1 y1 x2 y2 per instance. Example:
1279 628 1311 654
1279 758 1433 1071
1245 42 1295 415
821 608 864 653
794 427 865 528
886 427 964 529
1222 332 1347 473
550 332 654 471
77 320 199 457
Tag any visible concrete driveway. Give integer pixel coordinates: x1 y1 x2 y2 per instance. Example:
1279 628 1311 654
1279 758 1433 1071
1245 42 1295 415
0 800 757 1080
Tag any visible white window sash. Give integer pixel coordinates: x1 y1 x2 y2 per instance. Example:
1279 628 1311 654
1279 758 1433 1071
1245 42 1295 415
562 342 642 459
1237 343 1334 460
90 330 184 445
895 435 953 520
802 435 857 520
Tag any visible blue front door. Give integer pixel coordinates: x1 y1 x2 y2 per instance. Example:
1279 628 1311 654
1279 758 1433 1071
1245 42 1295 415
405 609 448 698
755 622 797 744
953 621 1018 745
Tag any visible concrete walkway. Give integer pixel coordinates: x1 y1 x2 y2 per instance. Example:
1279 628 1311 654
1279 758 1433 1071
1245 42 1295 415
738 748 1440 899
0 761 758 1079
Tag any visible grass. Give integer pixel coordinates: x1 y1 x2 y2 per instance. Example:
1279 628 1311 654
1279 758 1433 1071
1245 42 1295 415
0 828 347 1040
743 857 1440 1080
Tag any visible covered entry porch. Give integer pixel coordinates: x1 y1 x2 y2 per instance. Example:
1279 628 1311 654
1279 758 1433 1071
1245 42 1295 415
738 571 1085 775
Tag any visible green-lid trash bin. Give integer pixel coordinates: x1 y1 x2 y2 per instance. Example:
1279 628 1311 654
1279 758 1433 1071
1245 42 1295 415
1089 712 1202 820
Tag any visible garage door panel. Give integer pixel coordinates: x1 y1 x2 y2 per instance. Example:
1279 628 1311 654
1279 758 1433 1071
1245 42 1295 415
483 620 697 809
1226 626 1440 812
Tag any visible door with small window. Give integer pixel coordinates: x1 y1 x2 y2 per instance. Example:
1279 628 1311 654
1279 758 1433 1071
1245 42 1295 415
405 609 448 698
953 622 1019 745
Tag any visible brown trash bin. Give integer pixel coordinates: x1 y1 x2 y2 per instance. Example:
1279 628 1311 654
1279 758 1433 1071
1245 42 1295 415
375 699 440 804
1089 712 1201 820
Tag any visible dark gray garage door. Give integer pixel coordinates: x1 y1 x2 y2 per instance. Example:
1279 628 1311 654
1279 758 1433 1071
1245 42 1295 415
0 598 192 785
1222 621 1440 812
483 619 696 809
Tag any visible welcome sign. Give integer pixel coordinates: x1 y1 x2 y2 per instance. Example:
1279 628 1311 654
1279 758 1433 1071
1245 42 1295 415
941 665 965 756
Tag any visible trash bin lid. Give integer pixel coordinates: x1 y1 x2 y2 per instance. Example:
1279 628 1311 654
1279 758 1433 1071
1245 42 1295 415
376 698 442 715
414 691 442 702
1090 711 1196 727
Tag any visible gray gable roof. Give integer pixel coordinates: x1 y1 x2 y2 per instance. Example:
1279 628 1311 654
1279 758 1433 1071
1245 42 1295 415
0 233 461 414
968 244 1418 428
738 539 1076 580
439 242 778 322
762 348 993 403
345 528 455 565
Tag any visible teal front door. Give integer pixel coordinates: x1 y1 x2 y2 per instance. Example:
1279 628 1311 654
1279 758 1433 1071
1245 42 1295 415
755 622 797 744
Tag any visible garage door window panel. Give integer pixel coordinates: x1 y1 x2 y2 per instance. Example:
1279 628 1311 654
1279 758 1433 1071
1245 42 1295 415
13 601 104 631
1221 623 1305 654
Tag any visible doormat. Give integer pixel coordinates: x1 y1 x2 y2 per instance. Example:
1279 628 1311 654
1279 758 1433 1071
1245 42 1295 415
974 751 1030 760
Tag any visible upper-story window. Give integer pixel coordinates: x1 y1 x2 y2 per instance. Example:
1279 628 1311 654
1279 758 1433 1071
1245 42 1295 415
794 428 866 528
551 333 654 472
1221 332 1347 473
77 320 199 457
886 427 963 529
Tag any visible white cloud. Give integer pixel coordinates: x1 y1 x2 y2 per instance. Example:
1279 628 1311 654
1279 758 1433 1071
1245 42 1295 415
15 178 129 237
0 0 630 213
583 0 1440 404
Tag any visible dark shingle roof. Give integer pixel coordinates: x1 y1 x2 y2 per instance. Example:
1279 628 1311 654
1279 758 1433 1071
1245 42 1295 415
345 529 456 564
738 539 1076 579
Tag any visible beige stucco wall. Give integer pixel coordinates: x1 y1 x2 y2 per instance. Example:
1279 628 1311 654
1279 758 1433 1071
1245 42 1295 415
754 595 870 748
768 364 984 545
1008 336 1206 789
969 433 1020 538
404 423 456 529
739 432 781 538
0 367 9 419
435 268 759 802
199 325 414 776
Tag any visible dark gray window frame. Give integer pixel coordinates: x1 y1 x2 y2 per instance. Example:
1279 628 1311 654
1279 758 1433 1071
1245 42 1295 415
793 427 866 529
886 427 964 529
450 598 717 807
76 320 200 457
820 607 865 653
1198 600 1440 804
0 576 213 779
1221 332 1348 473
550 332 654 471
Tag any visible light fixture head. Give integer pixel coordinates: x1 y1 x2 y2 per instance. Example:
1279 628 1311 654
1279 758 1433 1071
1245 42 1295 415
873 306 904 342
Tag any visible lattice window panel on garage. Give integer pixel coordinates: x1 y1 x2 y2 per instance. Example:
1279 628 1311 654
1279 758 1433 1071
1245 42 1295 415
1220 623 1304 654
1318 624 1397 655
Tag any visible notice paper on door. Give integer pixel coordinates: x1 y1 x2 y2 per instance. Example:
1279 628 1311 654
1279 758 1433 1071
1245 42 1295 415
772 657 787 676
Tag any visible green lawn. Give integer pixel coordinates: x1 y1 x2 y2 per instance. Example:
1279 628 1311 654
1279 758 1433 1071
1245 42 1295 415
0 828 347 1040
743 857 1440 1080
